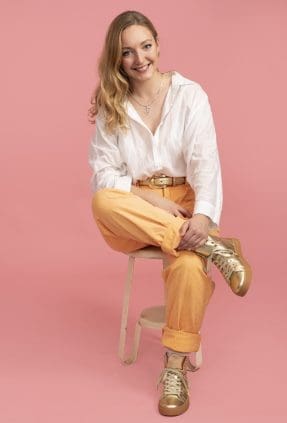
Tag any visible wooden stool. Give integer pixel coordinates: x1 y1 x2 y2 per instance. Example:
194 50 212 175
118 246 204 370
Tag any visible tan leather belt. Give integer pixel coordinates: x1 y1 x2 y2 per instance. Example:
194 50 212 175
135 175 186 188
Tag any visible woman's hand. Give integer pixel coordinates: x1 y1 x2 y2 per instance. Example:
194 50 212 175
131 186 192 218
149 195 192 218
177 214 211 250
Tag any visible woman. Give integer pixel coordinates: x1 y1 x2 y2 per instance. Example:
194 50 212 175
88 10 251 417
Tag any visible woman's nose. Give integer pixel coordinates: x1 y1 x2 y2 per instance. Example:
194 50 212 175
134 50 145 64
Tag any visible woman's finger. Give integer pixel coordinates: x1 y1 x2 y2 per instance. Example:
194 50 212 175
188 235 208 250
178 207 192 218
181 231 204 249
179 220 189 236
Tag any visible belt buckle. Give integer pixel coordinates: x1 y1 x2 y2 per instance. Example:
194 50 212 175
147 177 158 189
148 176 166 188
158 179 167 188
156 176 169 188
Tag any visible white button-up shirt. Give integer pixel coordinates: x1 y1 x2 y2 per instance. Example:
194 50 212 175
89 71 223 225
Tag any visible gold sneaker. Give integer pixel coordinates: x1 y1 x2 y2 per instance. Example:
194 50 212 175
195 235 252 296
157 352 192 416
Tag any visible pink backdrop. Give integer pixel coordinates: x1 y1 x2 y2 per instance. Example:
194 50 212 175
1 0 286 421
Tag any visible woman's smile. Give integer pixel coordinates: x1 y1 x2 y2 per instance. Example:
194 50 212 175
133 63 151 72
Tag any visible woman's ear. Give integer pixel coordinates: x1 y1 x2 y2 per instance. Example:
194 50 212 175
156 38 160 56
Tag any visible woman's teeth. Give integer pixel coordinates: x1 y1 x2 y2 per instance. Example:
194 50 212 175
134 64 150 72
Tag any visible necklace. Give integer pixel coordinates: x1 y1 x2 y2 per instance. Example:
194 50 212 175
130 73 163 115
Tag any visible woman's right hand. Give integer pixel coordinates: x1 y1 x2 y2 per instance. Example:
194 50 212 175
131 186 192 218
149 195 192 218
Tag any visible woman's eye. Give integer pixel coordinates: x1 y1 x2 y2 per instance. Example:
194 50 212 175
122 44 152 57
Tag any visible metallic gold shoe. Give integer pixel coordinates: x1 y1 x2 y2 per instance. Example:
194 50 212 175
195 235 252 296
157 352 191 417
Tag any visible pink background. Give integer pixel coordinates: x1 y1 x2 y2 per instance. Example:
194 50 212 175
1 0 287 421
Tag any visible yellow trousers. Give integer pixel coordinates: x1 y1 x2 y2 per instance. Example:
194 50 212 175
92 183 219 352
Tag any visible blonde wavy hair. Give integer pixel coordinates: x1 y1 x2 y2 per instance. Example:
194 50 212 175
88 10 158 135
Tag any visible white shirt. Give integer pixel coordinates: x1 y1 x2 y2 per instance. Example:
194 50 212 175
89 71 223 225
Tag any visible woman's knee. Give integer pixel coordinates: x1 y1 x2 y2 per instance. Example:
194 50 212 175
92 188 116 218
167 251 206 275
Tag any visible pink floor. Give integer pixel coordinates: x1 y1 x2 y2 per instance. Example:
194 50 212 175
1 232 286 422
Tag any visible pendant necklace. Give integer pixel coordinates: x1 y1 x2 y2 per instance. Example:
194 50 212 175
130 73 163 115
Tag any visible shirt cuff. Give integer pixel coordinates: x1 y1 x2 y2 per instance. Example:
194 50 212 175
193 200 220 226
114 175 133 192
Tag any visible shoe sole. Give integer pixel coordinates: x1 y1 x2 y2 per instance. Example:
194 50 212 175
226 238 252 297
158 398 189 416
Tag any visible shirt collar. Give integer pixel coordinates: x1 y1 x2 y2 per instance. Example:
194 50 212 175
171 70 193 86
124 71 191 126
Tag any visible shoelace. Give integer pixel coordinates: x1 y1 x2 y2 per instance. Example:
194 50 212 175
212 248 245 281
157 368 189 399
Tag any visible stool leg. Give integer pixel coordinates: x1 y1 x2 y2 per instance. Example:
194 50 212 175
118 256 137 364
189 343 203 371
195 342 203 369
124 321 142 365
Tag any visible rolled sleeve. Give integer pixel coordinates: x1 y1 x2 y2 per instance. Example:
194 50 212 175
184 90 223 226
88 114 132 193
113 174 132 191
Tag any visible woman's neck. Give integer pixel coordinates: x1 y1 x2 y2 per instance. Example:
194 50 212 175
129 70 164 101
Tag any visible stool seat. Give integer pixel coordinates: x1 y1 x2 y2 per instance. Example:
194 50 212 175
118 246 204 369
128 246 168 260
140 305 165 328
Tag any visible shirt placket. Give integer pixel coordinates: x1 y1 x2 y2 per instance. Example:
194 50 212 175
151 130 161 172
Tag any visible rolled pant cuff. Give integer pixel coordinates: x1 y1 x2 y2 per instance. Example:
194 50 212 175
162 326 201 353
160 217 185 257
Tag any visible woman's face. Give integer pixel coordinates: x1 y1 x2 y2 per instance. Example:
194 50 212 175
120 24 160 82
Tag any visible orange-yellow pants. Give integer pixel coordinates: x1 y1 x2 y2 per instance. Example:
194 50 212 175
91 183 219 352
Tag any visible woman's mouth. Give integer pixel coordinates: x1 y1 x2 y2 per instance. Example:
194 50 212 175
133 63 151 73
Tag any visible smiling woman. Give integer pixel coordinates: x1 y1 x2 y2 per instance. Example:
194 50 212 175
88 9 252 417
119 24 173 134
88 11 162 135
120 24 159 79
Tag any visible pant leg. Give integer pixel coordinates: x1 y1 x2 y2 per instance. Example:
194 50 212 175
92 187 185 255
161 251 216 352
92 184 220 353
159 184 220 352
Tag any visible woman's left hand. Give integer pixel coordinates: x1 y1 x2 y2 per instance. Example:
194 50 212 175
177 214 211 251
